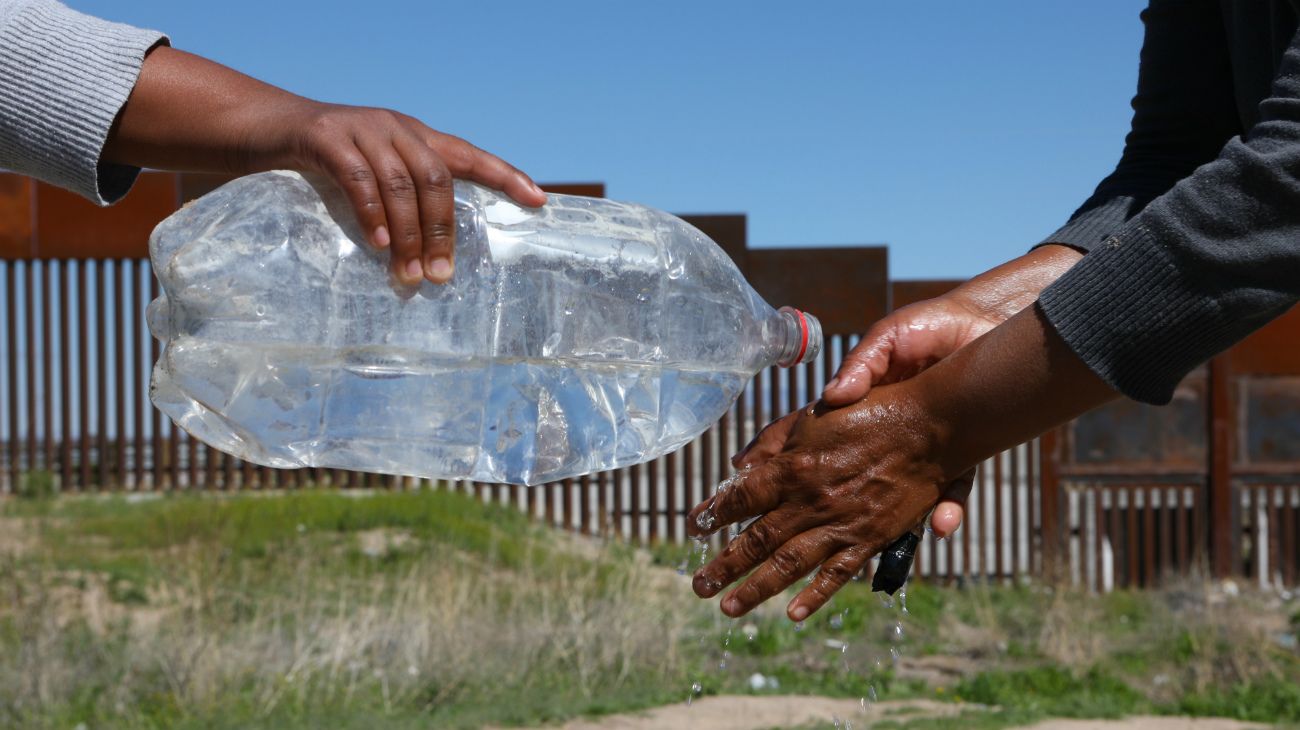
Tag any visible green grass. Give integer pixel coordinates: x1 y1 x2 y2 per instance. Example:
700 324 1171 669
0 488 708 729
3 488 1300 728
955 666 1143 718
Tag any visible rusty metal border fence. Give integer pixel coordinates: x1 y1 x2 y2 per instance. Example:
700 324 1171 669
3 172 1300 591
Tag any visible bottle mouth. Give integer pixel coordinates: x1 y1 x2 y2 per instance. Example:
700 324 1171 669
776 306 823 367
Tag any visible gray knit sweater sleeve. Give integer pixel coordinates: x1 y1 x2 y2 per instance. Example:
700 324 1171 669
1038 21 1300 405
0 0 167 205
1037 0 1241 254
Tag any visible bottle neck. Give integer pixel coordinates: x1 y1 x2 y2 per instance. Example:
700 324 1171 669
773 307 823 368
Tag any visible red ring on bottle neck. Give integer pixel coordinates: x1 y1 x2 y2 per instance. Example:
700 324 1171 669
793 308 810 365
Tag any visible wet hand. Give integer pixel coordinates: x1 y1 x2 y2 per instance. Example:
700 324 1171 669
686 383 967 621
777 245 1082 536
731 388 974 540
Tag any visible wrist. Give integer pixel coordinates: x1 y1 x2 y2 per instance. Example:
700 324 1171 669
947 244 1083 324
224 96 323 175
878 378 965 485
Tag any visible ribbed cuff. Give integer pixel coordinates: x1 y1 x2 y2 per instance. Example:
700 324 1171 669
0 0 167 205
1037 221 1236 405
1035 196 1143 253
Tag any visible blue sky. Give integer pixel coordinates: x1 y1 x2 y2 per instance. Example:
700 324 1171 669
73 0 1147 279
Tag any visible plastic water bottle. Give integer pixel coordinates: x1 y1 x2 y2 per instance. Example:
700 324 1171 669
147 171 822 485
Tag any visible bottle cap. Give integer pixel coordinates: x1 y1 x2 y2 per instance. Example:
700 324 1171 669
777 307 823 367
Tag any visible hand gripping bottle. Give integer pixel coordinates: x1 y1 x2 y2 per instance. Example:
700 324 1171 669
147 172 822 485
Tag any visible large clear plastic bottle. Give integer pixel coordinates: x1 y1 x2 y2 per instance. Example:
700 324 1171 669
147 172 822 485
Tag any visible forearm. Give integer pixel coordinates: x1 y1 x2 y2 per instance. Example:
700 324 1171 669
914 303 1119 478
948 244 1083 323
102 46 309 174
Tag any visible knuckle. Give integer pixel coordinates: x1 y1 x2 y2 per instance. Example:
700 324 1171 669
383 170 417 198
446 143 477 171
787 451 820 476
735 531 772 565
422 221 456 246
419 164 452 190
767 548 805 581
366 107 401 127
341 163 375 186
818 560 854 589
398 226 421 245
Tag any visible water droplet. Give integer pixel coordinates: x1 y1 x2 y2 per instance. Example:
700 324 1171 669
254 304 266 317
829 611 844 630
667 261 685 280
890 646 901 661
891 621 904 642
879 595 894 609
868 684 879 702
686 681 703 706
793 621 805 632
899 590 909 615
695 510 716 532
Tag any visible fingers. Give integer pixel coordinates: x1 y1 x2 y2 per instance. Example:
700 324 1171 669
418 127 546 208
300 107 547 287
317 143 388 250
718 529 839 618
930 468 976 539
685 459 789 538
821 318 897 406
354 134 428 286
731 411 798 470
787 544 874 621
392 131 457 283
692 507 808 599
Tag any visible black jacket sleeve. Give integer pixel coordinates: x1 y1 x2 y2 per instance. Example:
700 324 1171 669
1040 0 1241 251
1038 15 1300 404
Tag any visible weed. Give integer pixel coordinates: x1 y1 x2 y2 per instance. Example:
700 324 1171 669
16 470 56 500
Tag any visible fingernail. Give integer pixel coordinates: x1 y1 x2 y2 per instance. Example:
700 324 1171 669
427 257 453 281
404 259 423 281
722 597 741 616
531 181 545 197
373 226 390 248
789 603 809 621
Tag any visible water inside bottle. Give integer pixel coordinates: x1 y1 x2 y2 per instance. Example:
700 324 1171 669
154 341 750 485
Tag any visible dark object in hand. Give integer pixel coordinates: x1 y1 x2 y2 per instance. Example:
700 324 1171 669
872 531 920 595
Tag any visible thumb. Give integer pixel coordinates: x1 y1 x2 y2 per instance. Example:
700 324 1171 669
930 468 976 539
821 319 896 407
732 410 799 470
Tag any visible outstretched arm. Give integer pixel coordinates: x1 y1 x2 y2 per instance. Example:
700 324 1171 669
0 1 544 286
102 46 546 286
737 0 1250 537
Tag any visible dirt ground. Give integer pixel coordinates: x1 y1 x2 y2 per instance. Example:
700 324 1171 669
540 695 1271 730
